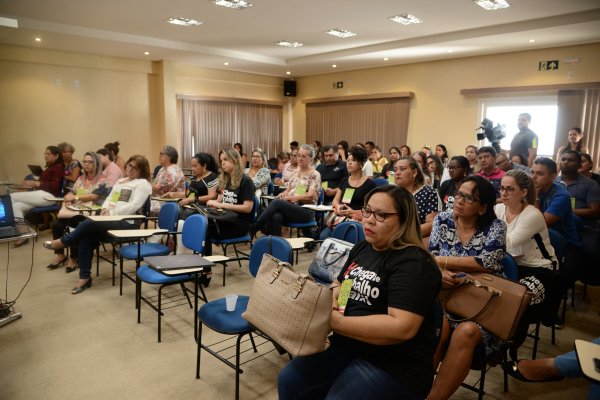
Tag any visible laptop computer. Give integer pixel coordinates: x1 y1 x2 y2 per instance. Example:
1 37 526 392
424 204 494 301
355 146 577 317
0 194 18 239
27 165 44 179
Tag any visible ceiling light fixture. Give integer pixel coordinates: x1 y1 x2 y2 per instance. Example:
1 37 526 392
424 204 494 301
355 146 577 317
383 57 389 61
211 0 253 10
325 28 357 38
35 37 42 42
276 40 303 48
0 17 18 28
332 64 337 68
286 71 291 75
224 62 229 66
473 0 510 11
447 49 453 53
529 39 535 43
389 14 422 25
144 51 150 55
166 17 202 26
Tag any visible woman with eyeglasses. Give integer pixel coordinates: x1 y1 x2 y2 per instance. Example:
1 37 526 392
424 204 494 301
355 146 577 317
245 148 272 196
278 185 441 400
255 144 321 237
438 156 470 211
427 175 506 400
44 155 152 294
426 154 444 189
394 157 440 239
46 152 110 272
495 169 560 359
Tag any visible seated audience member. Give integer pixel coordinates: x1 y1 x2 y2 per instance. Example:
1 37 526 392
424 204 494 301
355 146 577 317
203 148 254 274
255 144 321 237
495 170 560 356
558 150 600 226
278 186 441 400
580 153 600 188
44 155 153 294
496 151 531 175
165 152 218 213
312 140 322 166
381 146 401 181
11 145 64 247
104 141 126 174
435 144 449 167
369 146 388 177
427 176 506 400
395 157 439 238
421 146 432 156
289 140 299 153
427 154 444 189
244 148 272 196
476 146 505 197
438 156 470 211
511 153 529 167
400 145 411 157
532 158 581 302
465 145 479 174
337 140 349 161
58 142 82 192
354 143 374 178
556 127 588 162
97 148 123 186
150 145 185 215
276 148 299 186
47 152 110 272
320 146 377 239
233 142 248 168
316 145 348 204
412 151 431 186
502 338 599 399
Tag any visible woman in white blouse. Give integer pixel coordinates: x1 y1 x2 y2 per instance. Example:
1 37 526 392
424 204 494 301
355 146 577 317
245 148 272 196
494 169 560 359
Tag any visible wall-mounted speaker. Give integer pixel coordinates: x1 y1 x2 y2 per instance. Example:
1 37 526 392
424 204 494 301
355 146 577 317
284 80 297 97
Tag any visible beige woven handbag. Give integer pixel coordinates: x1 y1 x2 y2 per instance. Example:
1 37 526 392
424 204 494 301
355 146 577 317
242 253 333 357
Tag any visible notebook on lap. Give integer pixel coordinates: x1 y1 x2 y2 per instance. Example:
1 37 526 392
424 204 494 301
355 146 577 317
28 165 44 179
0 195 18 239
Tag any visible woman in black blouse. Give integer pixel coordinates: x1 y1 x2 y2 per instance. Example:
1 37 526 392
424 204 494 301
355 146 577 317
438 155 470 211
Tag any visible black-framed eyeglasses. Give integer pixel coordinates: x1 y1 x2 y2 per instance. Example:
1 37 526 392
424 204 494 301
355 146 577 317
361 207 401 222
454 191 479 204
127 164 139 171
499 186 516 194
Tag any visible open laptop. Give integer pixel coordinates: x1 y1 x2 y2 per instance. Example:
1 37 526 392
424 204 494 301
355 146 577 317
27 165 44 179
0 194 18 239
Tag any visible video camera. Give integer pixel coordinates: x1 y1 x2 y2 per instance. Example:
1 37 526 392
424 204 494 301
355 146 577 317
476 118 506 153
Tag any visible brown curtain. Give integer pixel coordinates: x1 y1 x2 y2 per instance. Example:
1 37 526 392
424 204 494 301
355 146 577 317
305 97 410 153
582 89 600 167
179 98 283 166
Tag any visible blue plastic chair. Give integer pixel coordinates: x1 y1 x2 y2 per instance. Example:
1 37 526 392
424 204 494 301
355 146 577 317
372 177 389 186
29 177 67 231
331 221 365 244
196 236 293 400
118 201 179 295
283 190 324 237
136 214 209 342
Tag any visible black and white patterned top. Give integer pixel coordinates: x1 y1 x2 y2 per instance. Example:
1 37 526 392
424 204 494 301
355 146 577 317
413 185 440 223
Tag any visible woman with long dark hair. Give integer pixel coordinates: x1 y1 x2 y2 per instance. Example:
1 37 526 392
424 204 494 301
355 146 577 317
556 127 588 162
438 155 470 210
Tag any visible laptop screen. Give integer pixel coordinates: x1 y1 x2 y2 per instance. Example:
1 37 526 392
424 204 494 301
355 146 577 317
0 195 16 228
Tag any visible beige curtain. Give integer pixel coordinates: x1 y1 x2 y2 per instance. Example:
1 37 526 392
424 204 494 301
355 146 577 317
305 97 411 153
582 89 600 168
179 98 283 166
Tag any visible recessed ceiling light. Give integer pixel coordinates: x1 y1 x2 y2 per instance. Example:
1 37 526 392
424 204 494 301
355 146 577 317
473 0 510 11
332 64 337 68
276 40 303 48
325 28 357 38
286 71 291 75
144 51 150 55
224 62 229 66
389 14 422 25
383 57 389 61
529 39 535 43
447 49 453 53
166 17 202 26
35 37 42 42
211 0 252 10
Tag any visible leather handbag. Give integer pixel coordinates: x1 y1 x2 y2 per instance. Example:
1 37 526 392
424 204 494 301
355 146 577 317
308 238 353 285
242 253 333 357
441 272 532 341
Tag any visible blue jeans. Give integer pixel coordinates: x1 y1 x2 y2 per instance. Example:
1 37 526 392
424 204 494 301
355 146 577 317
61 219 135 280
555 337 600 400
278 341 422 400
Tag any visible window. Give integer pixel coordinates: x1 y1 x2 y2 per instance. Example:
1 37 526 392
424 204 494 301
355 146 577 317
478 96 558 157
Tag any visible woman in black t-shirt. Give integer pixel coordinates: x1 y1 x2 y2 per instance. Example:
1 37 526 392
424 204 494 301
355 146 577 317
438 155 469 211
278 186 442 400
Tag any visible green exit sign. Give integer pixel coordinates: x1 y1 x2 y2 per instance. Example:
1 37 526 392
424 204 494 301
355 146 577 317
539 60 559 71
332 81 344 89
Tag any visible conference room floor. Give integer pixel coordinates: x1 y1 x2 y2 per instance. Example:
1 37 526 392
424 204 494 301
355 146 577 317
0 229 597 400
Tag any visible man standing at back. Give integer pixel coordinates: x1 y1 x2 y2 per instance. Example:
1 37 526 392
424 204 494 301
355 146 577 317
510 113 538 167
316 145 348 204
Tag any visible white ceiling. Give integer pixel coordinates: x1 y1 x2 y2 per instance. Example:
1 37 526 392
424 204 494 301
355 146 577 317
1 0 599 77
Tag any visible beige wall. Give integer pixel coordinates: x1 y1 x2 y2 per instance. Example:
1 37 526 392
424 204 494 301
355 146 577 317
1 42 599 182
293 42 600 157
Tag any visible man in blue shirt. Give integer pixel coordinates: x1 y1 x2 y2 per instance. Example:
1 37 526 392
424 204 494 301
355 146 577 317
558 150 600 227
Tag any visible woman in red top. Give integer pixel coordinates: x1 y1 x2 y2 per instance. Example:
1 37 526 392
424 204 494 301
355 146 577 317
11 145 64 246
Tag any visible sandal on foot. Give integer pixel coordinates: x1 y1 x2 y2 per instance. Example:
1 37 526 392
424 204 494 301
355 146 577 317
501 361 564 383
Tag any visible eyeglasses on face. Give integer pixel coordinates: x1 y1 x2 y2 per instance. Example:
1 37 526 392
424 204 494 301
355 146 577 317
454 191 479 204
82 160 94 164
499 186 516 194
361 207 400 222
127 164 139 171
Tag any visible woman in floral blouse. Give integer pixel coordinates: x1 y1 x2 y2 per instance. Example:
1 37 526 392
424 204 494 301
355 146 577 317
150 145 185 215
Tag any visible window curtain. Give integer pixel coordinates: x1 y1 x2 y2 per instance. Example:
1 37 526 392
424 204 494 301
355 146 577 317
179 98 283 166
305 97 410 154
581 89 600 166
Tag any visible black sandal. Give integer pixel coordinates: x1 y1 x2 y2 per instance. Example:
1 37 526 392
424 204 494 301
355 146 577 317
501 361 564 383
65 264 79 273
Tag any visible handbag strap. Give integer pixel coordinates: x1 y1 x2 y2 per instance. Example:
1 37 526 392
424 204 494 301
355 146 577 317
442 278 500 323
532 233 557 270
322 242 350 266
